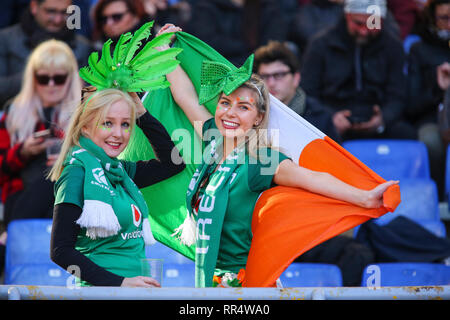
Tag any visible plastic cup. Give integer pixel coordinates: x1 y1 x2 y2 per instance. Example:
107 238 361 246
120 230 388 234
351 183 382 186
46 138 62 158
140 258 163 285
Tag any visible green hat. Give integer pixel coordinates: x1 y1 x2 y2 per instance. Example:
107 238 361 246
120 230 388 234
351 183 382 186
198 54 254 105
79 21 182 93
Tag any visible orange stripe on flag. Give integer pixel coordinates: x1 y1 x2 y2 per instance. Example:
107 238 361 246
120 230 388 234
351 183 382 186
243 137 400 287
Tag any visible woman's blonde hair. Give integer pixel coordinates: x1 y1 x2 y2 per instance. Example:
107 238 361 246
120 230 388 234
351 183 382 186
48 88 137 181
6 39 82 145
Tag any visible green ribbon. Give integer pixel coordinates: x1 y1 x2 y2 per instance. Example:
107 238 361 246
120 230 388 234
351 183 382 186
198 54 254 105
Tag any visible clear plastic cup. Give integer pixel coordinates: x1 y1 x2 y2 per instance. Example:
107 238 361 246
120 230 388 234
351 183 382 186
140 258 163 286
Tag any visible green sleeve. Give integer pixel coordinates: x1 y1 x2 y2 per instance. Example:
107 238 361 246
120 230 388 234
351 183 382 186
54 165 85 208
247 148 291 193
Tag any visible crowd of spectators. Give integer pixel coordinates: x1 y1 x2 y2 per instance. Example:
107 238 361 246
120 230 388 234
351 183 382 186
0 0 449 284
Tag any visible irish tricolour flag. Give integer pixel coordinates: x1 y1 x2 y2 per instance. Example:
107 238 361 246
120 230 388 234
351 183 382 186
121 32 400 287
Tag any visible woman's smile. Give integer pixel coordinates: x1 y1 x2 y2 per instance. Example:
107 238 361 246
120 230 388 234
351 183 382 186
221 119 240 129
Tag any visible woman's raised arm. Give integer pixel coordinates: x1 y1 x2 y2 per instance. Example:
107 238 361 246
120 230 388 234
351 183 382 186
156 24 212 137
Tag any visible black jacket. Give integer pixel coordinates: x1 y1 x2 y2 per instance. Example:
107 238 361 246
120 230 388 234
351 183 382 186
301 15 407 127
288 87 341 143
186 0 287 66
407 27 450 126
0 10 92 108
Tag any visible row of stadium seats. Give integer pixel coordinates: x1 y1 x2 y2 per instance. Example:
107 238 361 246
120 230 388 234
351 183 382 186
3 139 450 287
343 140 447 238
4 222 450 287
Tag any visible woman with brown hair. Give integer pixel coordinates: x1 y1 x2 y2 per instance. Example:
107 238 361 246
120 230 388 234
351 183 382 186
92 0 149 50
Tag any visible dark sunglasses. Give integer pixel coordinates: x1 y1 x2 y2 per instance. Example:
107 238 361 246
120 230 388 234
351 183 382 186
35 74 68 86
100 11 128 25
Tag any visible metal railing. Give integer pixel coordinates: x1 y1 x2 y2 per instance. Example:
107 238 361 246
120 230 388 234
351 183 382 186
1 285 449 300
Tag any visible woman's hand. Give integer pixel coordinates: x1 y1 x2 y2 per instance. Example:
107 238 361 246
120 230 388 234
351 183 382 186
20 135 47 159
362 180 399 209
155 23 182 51
121 276 161 288
128 92 147 118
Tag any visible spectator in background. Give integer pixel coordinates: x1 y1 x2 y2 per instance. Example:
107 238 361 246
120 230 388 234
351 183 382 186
91 0 150 51
141 0 192 31
289 0 403 59
439 88 450 145
253 41 341 142
301 0 416 141
407 0 450 200
0 0 91 109
0 0 30 29
0 40 81 253
289 0 345 57
387 0 421 40
186 0 287 66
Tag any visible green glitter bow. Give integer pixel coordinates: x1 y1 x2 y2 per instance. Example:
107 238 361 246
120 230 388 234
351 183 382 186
79 21 182 92
198 54 254 105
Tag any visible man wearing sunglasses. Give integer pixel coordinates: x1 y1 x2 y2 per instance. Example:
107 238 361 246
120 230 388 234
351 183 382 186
0 0 91 109
254 41 341 143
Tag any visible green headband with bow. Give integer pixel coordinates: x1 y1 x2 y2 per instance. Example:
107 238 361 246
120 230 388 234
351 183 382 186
198 54 254 105
79 21 182 93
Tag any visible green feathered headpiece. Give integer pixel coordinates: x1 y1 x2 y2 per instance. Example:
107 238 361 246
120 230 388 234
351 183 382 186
79 21 182 92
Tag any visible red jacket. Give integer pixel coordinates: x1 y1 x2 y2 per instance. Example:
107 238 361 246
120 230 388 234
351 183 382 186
0 110 63 203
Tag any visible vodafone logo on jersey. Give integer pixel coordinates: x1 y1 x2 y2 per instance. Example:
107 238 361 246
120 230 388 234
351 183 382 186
131 204 142 227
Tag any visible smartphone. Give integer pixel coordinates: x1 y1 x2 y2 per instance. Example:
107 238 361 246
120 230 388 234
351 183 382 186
33 129 52 139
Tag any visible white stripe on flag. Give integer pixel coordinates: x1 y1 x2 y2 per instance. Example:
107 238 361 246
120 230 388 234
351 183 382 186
268 95 326 163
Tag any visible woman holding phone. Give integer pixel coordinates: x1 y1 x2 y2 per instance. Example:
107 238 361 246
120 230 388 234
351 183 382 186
0 39 81 239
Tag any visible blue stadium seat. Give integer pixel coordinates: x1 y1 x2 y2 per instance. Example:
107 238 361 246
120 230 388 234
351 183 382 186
342 140 430 180
361 263 450 286
279 263 343 287
145 241 193 264
353 178 446 238
162 262 195 287
403 34 421 54
378 178 440 223
6 219 53 266
4 219 71 285
6 263 71 286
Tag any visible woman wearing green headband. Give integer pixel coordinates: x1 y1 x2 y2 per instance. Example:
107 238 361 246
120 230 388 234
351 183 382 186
158 24 398 288
48 22 185 287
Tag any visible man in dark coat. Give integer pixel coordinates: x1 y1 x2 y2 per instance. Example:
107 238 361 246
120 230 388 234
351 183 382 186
254 40 341 143
301 0 417 141
0 0 92 109
186 0 287 67
407 0 450 199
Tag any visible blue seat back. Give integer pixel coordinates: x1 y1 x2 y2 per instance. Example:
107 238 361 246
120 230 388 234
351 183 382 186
378 178 440 224
4 219 72 285
343 140 430 180
6 219 53 267
361 263 450 286
6 263 71 286
279 263 343 287
145 241 193 264
162 262 195 287
353 178 445 238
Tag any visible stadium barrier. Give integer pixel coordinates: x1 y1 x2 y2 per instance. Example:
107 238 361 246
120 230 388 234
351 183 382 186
1 285 449 300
